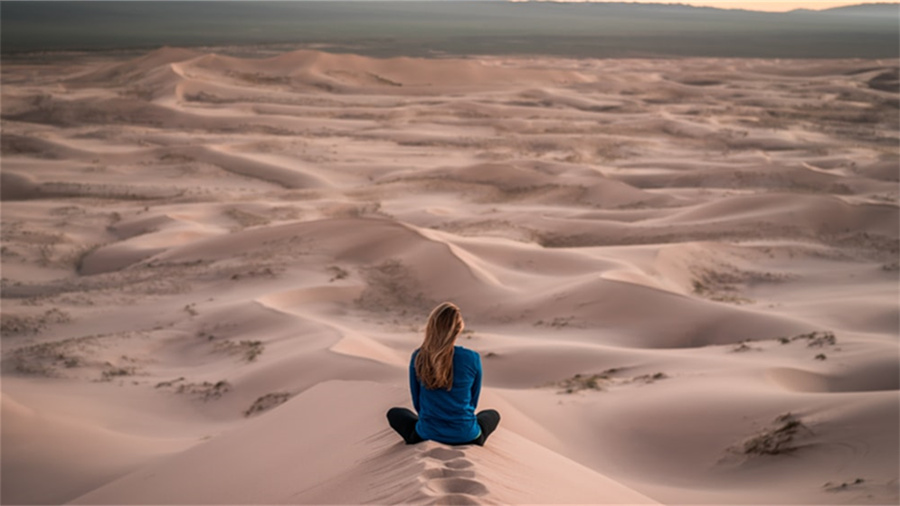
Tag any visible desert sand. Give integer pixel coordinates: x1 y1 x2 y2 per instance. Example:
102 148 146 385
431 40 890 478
1 48 898 505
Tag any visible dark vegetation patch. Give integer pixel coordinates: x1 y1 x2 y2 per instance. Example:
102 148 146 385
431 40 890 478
796 331 836 347
327 265 349 282
557 372 611 393
156 378 232 401
824 478 866 493
732 341 760 353
101 365 136 381
554 369 666 393
775 331 838 362
7 333 101 376
633 372 667 384
690 263 790 305
214 340 265 362
230 267 278 281
155 377 185 388
740 413 812 456
244 392 293 417
533 316 580 329
1 308 72 335
775 330 837 347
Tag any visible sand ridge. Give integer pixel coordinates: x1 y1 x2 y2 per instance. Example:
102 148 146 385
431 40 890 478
1 48 898 504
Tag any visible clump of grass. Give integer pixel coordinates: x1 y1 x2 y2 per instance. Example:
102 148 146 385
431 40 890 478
1 308 72 335
155 377 185 388
633 372 667 383
174 380 231 401
824 478 865 492
807 332 836 347
243 341 264 361
8 333 99 376
534 316 577 329
215 340 264 362
742 413 811 455
557 369 615 394
101 366 136 381
709 294 754 304
555 368 663 393
557 372 611 393
790 331 837 347
327 265 349 282
243 392 293 417
230 267 276 281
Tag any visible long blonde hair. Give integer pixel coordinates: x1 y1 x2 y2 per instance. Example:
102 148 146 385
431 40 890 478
415 302 465 391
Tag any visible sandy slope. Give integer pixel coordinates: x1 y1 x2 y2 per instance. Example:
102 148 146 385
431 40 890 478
1 48 898 505
69 380 657 505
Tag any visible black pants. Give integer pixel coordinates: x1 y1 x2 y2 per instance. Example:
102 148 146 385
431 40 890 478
387 407 501 446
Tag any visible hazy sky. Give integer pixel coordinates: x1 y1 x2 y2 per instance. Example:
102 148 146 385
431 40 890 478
517 1 890 12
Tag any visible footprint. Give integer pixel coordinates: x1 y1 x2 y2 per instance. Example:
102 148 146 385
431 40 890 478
426 477 489 496
417 446 488 504
420 467 476 480
421 447 466 461
445 458 475 470
426 493 482 506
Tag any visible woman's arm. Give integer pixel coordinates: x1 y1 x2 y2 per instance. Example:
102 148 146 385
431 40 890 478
470 352 482 409
409 351 420 413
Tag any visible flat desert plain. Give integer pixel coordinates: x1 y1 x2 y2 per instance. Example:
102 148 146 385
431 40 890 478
1 48 898 505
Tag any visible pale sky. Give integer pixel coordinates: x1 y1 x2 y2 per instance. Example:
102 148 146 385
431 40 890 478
514 1 893 12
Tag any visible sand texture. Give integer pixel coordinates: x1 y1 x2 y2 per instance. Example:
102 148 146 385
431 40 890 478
1 48 898 505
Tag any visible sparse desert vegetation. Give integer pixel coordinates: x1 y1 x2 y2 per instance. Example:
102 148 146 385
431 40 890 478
740 413 812 456
214 340 265 362
555 370 668 394
244 392 293 417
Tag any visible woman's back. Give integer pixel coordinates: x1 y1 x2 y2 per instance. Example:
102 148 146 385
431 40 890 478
386 302 500 446
411 346 482 443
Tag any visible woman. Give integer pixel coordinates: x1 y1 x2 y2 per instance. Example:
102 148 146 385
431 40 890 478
387 302 500 446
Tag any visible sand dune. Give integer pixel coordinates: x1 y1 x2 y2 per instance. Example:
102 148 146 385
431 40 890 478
69 381 658 505
1 48 897 505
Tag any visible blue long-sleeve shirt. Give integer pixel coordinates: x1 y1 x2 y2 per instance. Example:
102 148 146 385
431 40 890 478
410 346 482 444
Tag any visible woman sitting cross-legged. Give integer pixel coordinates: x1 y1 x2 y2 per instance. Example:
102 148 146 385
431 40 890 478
387 302 500 446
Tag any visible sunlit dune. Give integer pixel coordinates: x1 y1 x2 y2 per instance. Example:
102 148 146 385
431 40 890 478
1 48 898 505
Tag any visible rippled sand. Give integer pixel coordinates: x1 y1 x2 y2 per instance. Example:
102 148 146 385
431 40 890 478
2 48 898 504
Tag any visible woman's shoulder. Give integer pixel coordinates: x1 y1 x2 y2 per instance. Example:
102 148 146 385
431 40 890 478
454 346 481 361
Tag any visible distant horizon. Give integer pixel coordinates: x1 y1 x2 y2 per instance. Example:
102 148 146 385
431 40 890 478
3 0 898 13
506 1 899 13
4 0 899 12
3 0 897 57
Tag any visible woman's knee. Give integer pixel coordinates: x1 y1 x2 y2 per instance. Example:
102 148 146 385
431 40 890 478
476 410 501 440
388 407 414 419
477 409 500 426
